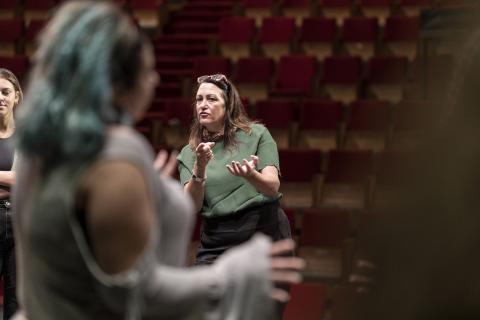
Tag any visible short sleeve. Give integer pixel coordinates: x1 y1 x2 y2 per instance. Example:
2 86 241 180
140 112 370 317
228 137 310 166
177 146 195 186
256 126 281 176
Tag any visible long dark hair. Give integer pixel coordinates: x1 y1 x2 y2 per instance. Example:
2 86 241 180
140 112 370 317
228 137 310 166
188 75 254 151
16 1 145 174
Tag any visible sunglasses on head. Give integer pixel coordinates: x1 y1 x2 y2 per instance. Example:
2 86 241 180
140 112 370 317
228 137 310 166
197 74 228 84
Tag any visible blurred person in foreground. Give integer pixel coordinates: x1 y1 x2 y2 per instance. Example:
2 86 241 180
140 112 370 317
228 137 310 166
11 1 303 319
0 68 22 319
355 27 480 320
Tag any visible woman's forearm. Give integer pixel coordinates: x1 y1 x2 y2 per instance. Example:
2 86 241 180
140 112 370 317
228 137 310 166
244 169 280 198
184 161 206 212
0 171 15 187
184 181 205 213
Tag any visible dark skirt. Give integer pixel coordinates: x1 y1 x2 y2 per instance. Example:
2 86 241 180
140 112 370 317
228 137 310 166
195 200 292 265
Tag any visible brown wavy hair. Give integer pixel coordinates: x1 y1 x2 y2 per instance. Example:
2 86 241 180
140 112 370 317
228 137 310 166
0 68 23 106
188 74 254 151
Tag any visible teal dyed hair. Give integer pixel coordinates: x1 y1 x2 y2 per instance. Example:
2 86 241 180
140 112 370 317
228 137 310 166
17 1 145 173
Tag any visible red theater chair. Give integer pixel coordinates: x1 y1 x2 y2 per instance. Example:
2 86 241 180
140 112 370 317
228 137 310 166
359 0 393 26
283 282 327 320
344 99 392 151
278 148 323 208
298 209 353 281
218 17 255 62
259 17 296 61
366 56 408 103
0 18 23 56
271 55 317 97
322 56 362 104
242 0 274 27
254 99 297 148
321 0 352 26
341 17 378 61
384 16 419 61
234 57 274 103
320 149 374 208
297 99 344 151
299 17 336 61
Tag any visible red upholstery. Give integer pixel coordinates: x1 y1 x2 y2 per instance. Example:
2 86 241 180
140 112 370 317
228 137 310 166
0 18 23 42
281 207 296 231
192 56 231 78
0 0 21 10
259 17 296 43
278 149 323 182
367 56 408 84
254 99 297 129
384 16 419 42
342 17 378 43
163 98 193 127
282 0 310 8
322 0 352 8
326 149 374 183
299 17 336 43
273 55 317 95
242 0 274 8
359 0 392 6
235 57 274 84
0 56 29 80
219 17 255 44
24 0 57 9
323 56 362 84
299 99 343 130
283 283 327 320
300 208 350 247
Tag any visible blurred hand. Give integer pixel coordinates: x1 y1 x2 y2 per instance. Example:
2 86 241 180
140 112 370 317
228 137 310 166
269 239 305 302
349 259 376 294
195 142 215 168
154 149 178 178
226 155 258 178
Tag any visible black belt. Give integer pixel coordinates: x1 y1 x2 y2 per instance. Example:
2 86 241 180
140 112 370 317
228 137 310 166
0 199 11 209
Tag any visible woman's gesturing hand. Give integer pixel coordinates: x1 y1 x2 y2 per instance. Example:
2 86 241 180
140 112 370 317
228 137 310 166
195 142 215 168
269 239 305 302
226 155 259 177
154 149 178 178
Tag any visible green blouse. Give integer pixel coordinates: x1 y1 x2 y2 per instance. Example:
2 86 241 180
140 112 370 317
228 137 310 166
178 123 282 218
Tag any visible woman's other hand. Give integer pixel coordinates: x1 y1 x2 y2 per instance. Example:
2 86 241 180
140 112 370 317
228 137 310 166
269 239 305 302
226 155 258 177
154 149 178 178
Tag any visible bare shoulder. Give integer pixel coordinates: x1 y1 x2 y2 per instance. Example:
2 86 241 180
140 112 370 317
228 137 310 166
79 160 154 274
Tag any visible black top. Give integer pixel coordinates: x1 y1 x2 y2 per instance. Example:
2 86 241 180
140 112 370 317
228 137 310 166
0 135 14 171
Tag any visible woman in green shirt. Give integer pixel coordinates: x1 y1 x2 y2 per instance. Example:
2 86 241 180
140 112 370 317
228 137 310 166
178 74 292 265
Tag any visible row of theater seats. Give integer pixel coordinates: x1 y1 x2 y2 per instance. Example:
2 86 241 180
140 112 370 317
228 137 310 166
278 148 410 209
218 15 419 62
140 97 433 151
240 0 431 27
0 0 162 12
0 45 429 105
0 0 164 28
154 54 421 104
0 15 419 58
